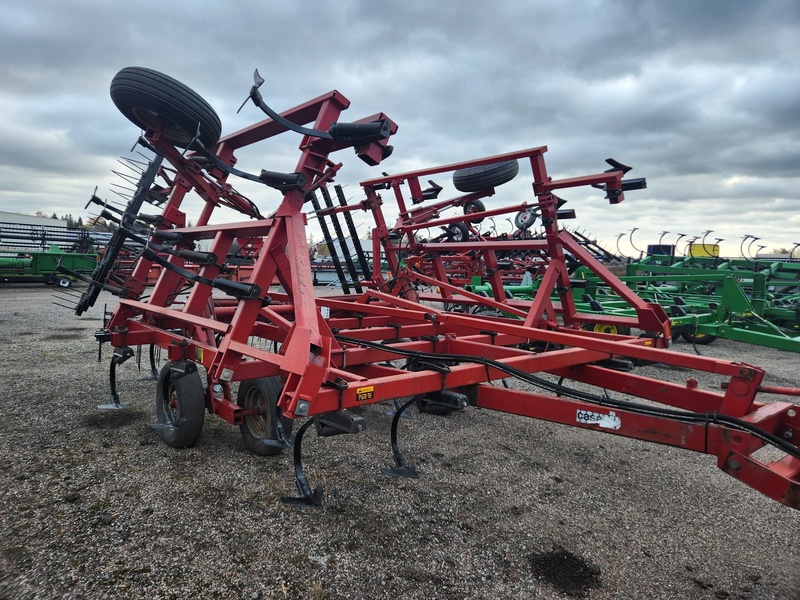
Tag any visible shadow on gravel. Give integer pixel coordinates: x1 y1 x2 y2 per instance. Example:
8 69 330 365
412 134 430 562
81 410 143 429
529 547 601 598
43 332 85 341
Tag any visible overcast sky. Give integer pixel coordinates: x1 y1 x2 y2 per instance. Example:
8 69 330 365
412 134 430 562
1 0 798 258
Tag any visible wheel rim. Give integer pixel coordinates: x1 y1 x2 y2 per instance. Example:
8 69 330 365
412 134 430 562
515 209 536 230
243 387 268 438
165 382 181 424
593 324 618 334
449 225 467 242
131 107 192 146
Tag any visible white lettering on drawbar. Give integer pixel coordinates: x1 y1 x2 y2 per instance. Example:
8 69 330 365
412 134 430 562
576 409 621 430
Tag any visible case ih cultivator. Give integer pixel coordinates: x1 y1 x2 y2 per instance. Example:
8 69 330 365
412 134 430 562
72 67 800 509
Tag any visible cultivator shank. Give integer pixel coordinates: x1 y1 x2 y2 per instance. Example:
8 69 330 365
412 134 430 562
86 67 799 510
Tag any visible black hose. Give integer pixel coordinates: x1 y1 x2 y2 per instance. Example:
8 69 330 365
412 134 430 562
333 334 800 460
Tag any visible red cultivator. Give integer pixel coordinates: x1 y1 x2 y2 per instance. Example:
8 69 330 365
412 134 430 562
73 67 800 509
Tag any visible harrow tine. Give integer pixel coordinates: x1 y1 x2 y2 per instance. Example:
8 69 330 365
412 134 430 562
52 301 78 311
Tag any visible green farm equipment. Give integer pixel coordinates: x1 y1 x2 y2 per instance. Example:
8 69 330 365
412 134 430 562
0 244 98 287
463 251 800 352
621 254 800 350
0 221 99 287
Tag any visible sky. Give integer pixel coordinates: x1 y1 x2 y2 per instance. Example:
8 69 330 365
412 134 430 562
1 0 799 258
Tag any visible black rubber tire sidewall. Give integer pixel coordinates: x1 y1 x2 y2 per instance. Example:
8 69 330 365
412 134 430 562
447 222 470 242
463 199 486 224
155 362 205 448
453 160 519 193
110 66 222 149
237 377 293 456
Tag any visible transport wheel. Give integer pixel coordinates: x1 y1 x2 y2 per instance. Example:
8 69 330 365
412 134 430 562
463 199 486 224
155 361 205 448
446 222 470 242
237 377 293 456
110 66 222 149
452 160 519 193
681 330 717 345
58 278 72 288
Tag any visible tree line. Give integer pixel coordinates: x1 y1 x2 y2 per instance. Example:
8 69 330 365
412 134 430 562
51 213 115 232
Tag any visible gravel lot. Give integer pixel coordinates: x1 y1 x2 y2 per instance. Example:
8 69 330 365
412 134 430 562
0 283 798 599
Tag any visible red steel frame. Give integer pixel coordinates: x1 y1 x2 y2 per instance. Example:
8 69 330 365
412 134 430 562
100 89 800 510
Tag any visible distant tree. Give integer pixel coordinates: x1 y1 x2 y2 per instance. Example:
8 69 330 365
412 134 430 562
60 213 78 229
771 247 790 255
51 212 58 219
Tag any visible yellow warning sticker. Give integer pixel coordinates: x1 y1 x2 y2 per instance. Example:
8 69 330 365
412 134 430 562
356 386 374 402
195 347 203 362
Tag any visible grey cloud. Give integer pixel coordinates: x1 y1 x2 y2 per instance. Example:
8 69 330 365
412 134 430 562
0 0 799 255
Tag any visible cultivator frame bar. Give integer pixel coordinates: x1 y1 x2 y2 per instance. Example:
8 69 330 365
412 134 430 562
86 67 799 510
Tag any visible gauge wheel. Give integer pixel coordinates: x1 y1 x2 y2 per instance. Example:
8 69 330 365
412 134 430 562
110 66 222 149
515 208 538 231
446 222 470 242
453 160 519 193
155 361 206 448
237 377 293 456
463 199 486 224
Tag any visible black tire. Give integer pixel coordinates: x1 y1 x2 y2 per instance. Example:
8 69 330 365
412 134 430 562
446 222 470 242
452 160 519 193
681 330 717 345
237 377 293 456
110 66 222 149
155 361 205 448
463 199 486 224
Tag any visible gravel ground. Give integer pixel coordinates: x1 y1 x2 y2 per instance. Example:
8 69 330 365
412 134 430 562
0 283 798 599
